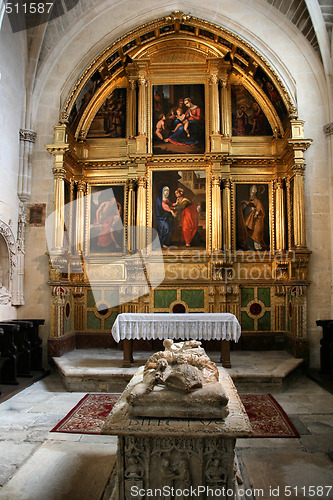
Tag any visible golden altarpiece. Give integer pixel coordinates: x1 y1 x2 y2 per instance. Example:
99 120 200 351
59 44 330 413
46 12 311 362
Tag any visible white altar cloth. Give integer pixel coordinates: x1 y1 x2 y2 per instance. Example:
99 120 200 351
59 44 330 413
111 313 241 343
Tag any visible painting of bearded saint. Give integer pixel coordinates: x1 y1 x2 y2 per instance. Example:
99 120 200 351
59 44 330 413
237 184 269 250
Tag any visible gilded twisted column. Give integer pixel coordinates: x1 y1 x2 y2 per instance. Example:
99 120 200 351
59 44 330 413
136 177 147 250
127 179 136 252
209 73 220 134
220 78 231 137
138 75 147 136
53 166 66 250
127 79 137 138
75 180 86 253
212 176 222 251
222 179 232 251
274 178 285 250
293 165 306 247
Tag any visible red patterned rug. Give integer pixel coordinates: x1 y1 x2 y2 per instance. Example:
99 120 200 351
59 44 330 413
51 393 299 438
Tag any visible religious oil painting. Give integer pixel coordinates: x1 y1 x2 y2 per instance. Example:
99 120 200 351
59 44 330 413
231 85 272 136
152 84 205 155
254 67 288 127
68 70 103 133
236 184 270 251
87 88 126 138
152 170 206 249
89 185 124 253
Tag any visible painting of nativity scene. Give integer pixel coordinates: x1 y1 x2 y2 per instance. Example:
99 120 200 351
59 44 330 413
153 170 206 249
153 85 205 155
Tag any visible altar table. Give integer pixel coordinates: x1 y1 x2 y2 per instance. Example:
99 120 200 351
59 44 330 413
111 313 241 368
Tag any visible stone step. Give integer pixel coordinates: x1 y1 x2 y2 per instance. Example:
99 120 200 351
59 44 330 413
53 349 304 394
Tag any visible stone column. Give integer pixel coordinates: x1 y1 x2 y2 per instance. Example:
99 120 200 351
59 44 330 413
75 180 86 253
222 179 232 251
127 179 136 253
14 202 26 305
275 178 285 250
18 129 36 202
211 176 222 251
136 177 147 250
292 165 306 247
127 79 137 138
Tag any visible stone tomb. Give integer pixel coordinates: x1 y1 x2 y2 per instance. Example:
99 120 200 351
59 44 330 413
102 342 252 499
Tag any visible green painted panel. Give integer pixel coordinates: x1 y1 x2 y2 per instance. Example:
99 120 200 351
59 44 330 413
88 289 100 308
258 288 270 307
241 288 254 308
105 311 119 330
154 289 177 308
241 311 254 331
181 289 204 309
87 311 101 330
105 290 119 305
258 311 271 331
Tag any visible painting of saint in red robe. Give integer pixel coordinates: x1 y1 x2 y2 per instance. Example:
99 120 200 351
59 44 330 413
172 188 199 247
90 186 124 252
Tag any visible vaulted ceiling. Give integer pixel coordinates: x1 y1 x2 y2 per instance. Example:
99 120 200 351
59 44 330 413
22 0 333 94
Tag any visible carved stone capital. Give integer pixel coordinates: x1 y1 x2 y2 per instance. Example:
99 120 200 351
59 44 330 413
19 129 36 143
209 74 219 85
222 178 231 190
52 166 66 179
138 75 147 86
128 178 136 190
212 175 221 186
274 177 284 189
128 79 137 90
137 176 147 189
76 180 86 192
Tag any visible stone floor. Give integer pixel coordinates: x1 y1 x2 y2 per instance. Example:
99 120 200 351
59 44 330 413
0 350 332 499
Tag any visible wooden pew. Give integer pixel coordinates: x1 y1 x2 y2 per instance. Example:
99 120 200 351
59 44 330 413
0 324 18 385
0 322 32 378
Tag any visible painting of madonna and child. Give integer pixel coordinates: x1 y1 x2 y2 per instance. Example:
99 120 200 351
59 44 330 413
153 170 206 250
153 85 205 155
